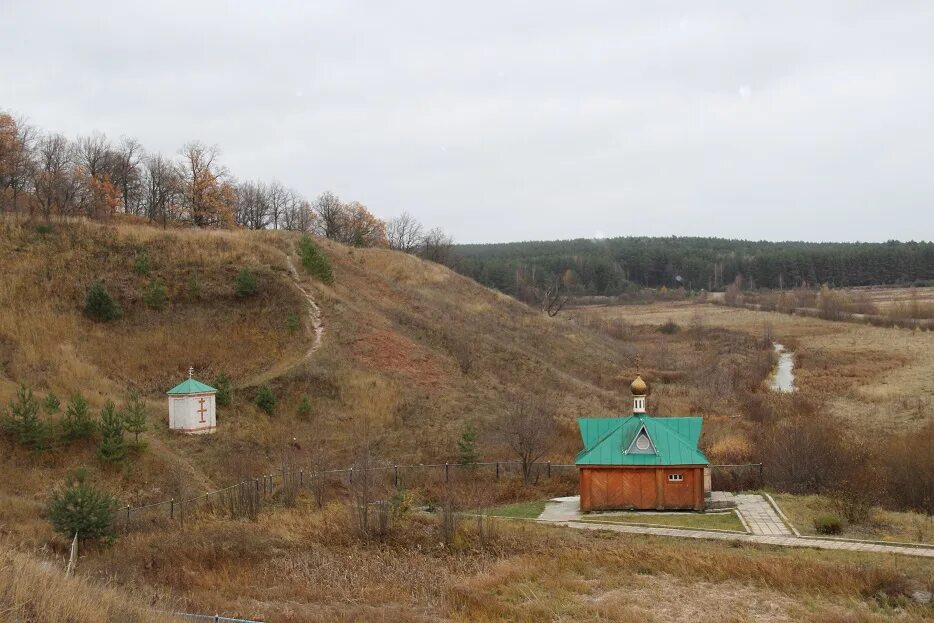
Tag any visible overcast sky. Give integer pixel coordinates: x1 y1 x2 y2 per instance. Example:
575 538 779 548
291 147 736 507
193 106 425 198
3 2 933 243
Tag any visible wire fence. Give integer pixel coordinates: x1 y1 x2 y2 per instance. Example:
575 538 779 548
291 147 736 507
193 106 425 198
169 612 264 623
120 460 763 531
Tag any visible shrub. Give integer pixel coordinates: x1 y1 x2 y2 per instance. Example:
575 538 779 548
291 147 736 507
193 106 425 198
214 373 232 407
84 279 121 322
143 279 167 310
287 313 299 333
43 392 61 417
61 394 96 442
133 252 151 275
458 422 480 466
296 395 313 420
657 319 680 335
48 469 118 542
256 384 276 415
298 236 334 284
96 401 126 463
235 268 257 297
813 514 843 535
2 385 49 451
122 391 148 446
34 223 54 235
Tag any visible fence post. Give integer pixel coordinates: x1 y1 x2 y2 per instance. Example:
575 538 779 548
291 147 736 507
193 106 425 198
349 467 353 484
547 461 551 478
125 504 130 530
394 465 399 488
300 469 304 487
758 463 763 485
496 462 500 480
170 498 175 520
445 462 449 482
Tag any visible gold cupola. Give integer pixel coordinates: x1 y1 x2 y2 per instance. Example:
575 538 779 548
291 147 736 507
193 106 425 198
630 374 647 397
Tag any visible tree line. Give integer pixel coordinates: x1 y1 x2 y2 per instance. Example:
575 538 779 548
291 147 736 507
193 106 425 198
452 236 934 298
0 112 453 258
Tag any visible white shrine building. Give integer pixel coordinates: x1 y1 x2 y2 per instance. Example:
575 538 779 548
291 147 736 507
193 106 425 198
167 369 218 434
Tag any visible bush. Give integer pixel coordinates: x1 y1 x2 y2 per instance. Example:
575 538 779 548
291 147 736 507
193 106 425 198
61 394 96 442
96 401 126 463
256 384 276 415
48 469 118 542
122 391 148 446
214 373 232 407
298 236 334 284
2 385 49 451
813 514 843 535
657 319 680 335
287 313 299 333
143 279 167 310
84 279 121 322
235 268 257 297
296 395 313 420
133 252 151 275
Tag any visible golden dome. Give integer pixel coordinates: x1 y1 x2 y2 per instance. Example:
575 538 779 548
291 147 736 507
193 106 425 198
630 374 647 396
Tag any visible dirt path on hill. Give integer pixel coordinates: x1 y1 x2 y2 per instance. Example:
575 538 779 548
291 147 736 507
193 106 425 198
237 248 324 389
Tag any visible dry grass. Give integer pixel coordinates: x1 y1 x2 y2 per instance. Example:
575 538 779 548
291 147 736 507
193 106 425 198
72 502 934 622
774 493 934 545
0 546 180 622
577 302 934 433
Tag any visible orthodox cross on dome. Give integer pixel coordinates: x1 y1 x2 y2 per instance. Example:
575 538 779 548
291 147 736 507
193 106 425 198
197 396 208 423
188 366 194 379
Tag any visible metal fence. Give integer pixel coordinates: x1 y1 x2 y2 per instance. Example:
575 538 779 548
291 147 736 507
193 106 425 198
170 612 263 623
121 460 762 530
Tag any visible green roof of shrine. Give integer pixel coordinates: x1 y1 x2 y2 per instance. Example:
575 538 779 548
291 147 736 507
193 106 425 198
167 378 217 395
576 415 708 466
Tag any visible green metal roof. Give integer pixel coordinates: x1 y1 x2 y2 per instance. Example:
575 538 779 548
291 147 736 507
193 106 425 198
167 378 218 395
576 414 708 466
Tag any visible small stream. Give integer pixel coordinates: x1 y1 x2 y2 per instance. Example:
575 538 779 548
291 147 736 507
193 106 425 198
770 343 796 393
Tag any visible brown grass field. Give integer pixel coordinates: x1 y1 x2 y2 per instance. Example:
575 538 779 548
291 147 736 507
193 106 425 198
0 219 932 622
573 301 934 433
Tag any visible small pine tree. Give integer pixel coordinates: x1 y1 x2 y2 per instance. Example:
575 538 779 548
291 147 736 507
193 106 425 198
43 392 61 417
286 313 299 333
96 401 127 463
122 391 148 446
256 384 276 415
48 469 118 542
298 236 334 284
134 252 151 275
61 394 96 442
235 268 258 297
143 279 167 310
458 422 480 466
2 385 49 451
296 395 313 420
214 373 232 407
84 279 121 322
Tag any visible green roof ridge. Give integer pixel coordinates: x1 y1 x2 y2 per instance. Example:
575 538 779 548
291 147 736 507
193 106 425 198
167 378 218 395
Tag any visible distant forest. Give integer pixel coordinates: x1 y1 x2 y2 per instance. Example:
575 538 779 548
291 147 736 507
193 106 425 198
452 237 934 297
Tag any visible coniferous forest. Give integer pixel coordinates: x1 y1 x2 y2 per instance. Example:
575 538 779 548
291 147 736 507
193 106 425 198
452 237 934 297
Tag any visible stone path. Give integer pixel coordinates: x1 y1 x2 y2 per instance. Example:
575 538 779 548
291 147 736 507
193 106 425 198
733 493 792 536
537 496 934 559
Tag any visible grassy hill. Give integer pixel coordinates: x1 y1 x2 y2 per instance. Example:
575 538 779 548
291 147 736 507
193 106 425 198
3 218 929 622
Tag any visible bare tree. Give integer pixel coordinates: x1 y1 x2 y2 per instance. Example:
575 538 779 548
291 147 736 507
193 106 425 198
499 393 558 483
267 180 288 230
142 153 181 229
32 132 78 220
113 137 143 216
534 276 569 317
420 226 455 265
0 113 37 215
387 211 424 252
312 191 344 240
234 180 270 230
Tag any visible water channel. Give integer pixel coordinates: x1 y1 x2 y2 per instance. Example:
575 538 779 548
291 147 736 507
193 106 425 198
770 343 796 393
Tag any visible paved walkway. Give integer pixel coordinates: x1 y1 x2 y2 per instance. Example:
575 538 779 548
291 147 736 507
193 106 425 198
536 496 934 559
734 493 792 536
